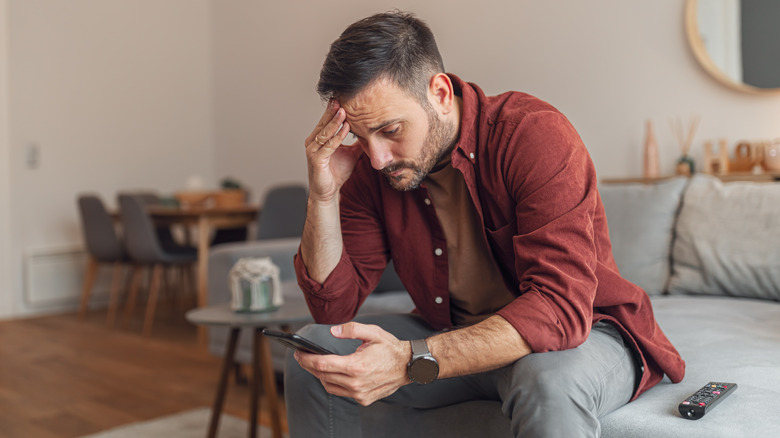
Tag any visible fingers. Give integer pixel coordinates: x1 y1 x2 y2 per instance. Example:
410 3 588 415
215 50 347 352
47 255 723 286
305 100 339 145
295 350 382 402
296 349 354 375
305 100 347 148
330 322 384 341
320 378 400 406
296 344 408 407
305 113 351 164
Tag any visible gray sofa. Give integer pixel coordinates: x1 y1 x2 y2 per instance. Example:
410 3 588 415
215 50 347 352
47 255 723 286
207 174 780 437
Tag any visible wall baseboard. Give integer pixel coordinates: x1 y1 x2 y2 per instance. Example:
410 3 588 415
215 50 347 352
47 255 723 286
23 246 112 310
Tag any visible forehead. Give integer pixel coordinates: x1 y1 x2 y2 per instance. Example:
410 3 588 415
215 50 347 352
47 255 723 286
340 79 422 132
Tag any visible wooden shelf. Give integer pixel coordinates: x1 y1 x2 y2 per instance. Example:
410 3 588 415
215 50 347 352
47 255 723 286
601 172 780 184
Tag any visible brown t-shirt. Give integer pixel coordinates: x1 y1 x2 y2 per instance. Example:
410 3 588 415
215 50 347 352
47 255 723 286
424 161 516 326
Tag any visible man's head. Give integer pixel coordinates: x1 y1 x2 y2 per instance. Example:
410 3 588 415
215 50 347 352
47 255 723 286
317 11 445 106
318 12 460 191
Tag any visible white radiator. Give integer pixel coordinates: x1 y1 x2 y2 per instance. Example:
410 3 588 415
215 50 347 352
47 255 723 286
23 246 113 308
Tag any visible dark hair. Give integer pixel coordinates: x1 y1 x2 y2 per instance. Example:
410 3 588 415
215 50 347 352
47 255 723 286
317 11 445 104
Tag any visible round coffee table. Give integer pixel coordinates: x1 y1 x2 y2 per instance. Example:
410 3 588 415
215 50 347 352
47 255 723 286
186 282 313 438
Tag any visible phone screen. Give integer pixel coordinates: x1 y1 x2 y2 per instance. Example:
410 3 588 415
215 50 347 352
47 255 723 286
262 329 335 355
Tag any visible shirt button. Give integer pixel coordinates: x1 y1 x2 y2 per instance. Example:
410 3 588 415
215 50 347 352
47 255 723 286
435 296 443 304
434 248 443 256
469 152 475 160
424 198 431 206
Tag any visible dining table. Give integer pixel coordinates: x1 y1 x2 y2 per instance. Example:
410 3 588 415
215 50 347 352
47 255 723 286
146 203 259 341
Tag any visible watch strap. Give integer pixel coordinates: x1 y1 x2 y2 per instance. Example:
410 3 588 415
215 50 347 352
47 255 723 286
410 338 430 358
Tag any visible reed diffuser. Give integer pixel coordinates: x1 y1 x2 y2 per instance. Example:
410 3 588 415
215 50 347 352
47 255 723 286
671 115 700 176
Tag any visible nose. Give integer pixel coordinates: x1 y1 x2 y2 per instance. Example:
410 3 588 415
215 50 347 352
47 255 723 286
364 141 393 170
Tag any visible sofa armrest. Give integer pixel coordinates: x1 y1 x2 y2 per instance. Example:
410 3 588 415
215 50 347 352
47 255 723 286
207 237 301 305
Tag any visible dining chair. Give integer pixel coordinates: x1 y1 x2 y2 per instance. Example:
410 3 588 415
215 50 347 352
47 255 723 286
255 184 308 240
208 183 308 247
76 194 130 326
124 192 198 302
210 189 252 246
117 194 198 336
131 192 199 254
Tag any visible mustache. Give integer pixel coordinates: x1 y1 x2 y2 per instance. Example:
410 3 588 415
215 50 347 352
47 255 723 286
381 162 415 175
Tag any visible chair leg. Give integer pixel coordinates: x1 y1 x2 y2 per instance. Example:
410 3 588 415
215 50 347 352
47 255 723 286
78 257 100 320
188 263 198 308
143 264 164 336
123 265 144 327
179 263 196 309
174 264 186 311
162 266 172 310
167 265 179 316
106 262 125 327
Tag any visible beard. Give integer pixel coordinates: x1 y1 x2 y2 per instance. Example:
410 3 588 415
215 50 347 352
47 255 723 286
381 106 458 191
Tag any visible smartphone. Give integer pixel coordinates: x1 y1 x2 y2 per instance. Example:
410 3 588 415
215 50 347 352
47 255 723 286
262 329 335 355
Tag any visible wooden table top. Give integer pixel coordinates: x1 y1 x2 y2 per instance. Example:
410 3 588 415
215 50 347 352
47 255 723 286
146 204 259 217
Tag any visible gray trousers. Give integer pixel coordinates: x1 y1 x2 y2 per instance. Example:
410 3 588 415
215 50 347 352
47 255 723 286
284 314 638 438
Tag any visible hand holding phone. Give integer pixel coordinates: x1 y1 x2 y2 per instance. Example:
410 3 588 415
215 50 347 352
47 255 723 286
262 329 335 355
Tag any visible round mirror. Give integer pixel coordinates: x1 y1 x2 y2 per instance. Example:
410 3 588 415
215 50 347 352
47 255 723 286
685 0 780 95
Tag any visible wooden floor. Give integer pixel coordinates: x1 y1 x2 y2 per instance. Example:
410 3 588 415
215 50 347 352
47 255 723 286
0 305 288 438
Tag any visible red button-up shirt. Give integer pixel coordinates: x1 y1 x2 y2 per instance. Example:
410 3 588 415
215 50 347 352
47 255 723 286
294 74 685 399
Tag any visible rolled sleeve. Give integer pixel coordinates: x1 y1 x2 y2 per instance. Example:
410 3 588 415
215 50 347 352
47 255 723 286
495 111 599 352
293 246 362 324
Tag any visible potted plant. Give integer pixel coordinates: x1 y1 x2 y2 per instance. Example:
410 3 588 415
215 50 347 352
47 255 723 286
214 177 247 207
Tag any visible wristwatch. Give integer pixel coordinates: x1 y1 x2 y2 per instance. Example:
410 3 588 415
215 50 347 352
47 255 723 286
407 338 439 384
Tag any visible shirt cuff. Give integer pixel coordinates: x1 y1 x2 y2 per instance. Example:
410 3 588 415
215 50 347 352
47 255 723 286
496 292 569 353
294 245 355 303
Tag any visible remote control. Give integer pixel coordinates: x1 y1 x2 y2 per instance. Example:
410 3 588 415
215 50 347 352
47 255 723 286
678 382 737 420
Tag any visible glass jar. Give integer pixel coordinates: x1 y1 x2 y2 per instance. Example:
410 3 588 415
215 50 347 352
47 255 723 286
228 257 283 313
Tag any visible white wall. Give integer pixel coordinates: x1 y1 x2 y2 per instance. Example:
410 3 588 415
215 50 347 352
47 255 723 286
0 0 14 318
212 0 780 193
4 0 780 319
5 0 214 317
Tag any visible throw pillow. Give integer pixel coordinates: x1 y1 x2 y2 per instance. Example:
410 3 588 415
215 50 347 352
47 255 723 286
668 174 780 300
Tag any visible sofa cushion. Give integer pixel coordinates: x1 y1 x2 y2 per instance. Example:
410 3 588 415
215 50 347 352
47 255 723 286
599 177 688 295
363 295 780 437
668 174 780 300
600 295 780 437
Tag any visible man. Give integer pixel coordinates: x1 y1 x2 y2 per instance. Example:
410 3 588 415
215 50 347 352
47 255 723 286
287 11 684 437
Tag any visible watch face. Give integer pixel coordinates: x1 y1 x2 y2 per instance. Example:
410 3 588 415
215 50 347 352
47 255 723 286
410 357 439 384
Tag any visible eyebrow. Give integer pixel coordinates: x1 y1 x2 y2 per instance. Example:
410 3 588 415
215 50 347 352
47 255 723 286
367 118 403 133
349 118 403 138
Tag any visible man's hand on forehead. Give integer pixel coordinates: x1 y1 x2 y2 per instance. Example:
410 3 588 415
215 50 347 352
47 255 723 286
304 99 364 203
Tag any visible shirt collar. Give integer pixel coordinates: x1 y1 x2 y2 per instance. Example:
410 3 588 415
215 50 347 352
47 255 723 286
447 73 481 165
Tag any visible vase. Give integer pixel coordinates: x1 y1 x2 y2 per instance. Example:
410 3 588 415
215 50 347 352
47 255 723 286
643 120 660 178
764 140 780 172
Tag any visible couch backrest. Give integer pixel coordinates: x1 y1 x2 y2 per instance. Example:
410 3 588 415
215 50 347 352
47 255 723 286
599 177 689 296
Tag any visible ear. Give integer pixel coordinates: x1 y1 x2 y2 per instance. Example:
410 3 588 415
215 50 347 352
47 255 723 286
428 73 456 115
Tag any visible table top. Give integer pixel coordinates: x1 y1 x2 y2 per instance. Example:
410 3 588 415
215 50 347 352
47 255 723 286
147 204 259 217
186 283 313 328
109 204 259 221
